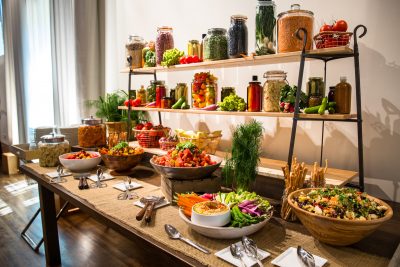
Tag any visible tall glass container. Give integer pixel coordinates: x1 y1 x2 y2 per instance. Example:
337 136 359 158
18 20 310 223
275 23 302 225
203 28 228 61
78 116 106 148
256 0 276 55
263 71 288 112
38 133 70 167
228 15 248 58
125 35 146 69
156 26 174 66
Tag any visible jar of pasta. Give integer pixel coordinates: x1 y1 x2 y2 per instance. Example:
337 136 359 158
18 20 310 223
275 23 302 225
78 116 106 148
38 133 70 167
263 70 288 112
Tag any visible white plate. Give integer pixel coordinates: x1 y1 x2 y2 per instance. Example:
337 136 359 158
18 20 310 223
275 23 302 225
215 241 270 267
178 209 272 239
87 173 115 182
271 247 327 267
112 181 142 191
45 171 72 178
134 199 170 209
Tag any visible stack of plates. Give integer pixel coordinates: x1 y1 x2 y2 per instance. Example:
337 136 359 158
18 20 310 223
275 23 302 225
60 126 79 146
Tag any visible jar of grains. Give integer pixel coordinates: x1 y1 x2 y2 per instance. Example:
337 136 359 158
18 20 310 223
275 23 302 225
203 28 228 61
78 116 106 148
263 70 288 112
277 4 314 53
125 35 146 69
228 15 248 58
155 26 174 66
38 132 70 167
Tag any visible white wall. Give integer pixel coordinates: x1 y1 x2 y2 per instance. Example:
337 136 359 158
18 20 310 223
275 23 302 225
105 0 400 202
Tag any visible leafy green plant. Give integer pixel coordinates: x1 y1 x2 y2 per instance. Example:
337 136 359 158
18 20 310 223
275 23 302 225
87 90 126 122
222 120 264 191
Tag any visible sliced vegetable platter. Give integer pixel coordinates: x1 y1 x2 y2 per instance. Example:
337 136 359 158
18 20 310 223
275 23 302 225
176 191 273 239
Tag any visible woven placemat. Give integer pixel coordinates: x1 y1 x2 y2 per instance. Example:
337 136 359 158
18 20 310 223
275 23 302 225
28 163 389 267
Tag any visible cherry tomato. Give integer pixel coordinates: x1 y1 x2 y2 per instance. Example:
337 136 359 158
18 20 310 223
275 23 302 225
332 20 348 32
185 56 193 64
192 55 200 63
133 98 141 106
130 99 136 106
179 56 186 64
124 100 130 107
320 24 332 32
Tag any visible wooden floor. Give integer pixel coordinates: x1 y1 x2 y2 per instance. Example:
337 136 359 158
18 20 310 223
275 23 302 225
0 172 189 267
1 171 399 266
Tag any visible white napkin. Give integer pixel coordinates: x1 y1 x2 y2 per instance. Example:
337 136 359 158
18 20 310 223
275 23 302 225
45 171 72 178
270 247 327 267
134 199 170 209
87 173 114 182
215 241 270 267
112 181 142 191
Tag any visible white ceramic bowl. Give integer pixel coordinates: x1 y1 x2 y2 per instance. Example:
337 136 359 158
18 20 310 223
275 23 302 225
179 209 272 239
59 151 101 172
191 201 231 227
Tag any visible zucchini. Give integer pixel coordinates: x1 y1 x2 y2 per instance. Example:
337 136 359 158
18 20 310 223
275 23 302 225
172 96 185 109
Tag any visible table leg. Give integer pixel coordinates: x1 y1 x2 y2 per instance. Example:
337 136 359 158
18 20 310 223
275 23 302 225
38 184 61 266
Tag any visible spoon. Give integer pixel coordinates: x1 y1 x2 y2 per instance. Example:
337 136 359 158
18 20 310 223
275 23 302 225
230 243 246 267
242 236 263 266
164 224 210 254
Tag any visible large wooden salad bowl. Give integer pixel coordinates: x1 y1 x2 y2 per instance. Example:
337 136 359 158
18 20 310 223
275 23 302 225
288 188 393 246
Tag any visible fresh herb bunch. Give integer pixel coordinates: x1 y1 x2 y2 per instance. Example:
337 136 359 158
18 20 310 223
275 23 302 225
280 84 308 109
218 94 246 111
112 141 128 151
161 48 184 67
222 120 264 191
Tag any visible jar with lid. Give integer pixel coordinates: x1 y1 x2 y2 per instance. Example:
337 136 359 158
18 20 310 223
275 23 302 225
307 77 325 107
161 97 172 109
256 0 276 55
156 26 174 66
277 4 314 53
175 83 188 102
169 89 176 104
203 28 228 61
335 76 352 114
155 81 166 108
125 35 146 69
221 87 236 102
38 132 70 167
263 71 287 112
137 85 146 105
78 116 106 148
228 15 248 58
146 80 163 102
328 86 335 103
248 76 262 112
187 40 201 57
192 72 218 108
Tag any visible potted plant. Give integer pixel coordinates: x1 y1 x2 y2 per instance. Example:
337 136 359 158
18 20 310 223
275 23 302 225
222 120 264 191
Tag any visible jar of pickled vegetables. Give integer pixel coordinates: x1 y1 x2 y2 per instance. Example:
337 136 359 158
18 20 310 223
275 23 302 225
137 85 146 105
156 81 166 108
203 28 228 61
191 72 218 108
161 97 172 109
307 77 325 107
263 70 288 112
175 83 188 102
221 87 236 102
187 40 201 57
125 35 146 69
146 80 162 103
38 132 70 167
78 116 106 148
156 26 174 66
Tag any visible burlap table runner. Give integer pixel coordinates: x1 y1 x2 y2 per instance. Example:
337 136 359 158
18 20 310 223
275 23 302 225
27 163 389 267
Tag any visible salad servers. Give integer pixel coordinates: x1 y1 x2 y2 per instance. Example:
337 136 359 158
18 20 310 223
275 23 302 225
230 243 246 267
242 236 263 266
117 177 138 200
164 224 210 254
50 165 67 184
297 246 315 267
90 168 107 188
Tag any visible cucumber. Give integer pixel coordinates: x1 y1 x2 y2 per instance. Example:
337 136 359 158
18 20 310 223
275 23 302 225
318 97 328 115
181 101 190 109
304 101 335 114
172 96 185 109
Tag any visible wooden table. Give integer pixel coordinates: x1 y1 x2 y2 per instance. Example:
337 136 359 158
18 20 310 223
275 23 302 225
20 163 395 267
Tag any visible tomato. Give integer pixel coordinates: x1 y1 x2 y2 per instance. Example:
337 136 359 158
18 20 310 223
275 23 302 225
124 100 130 107
144 122 153 129
179 56 187 64
320 24 332 32
135 123 144 130
130 99 136 106
192 55 200 63
185 56 193 64
149 129 158 137
332 20 348 32
133 98 141 106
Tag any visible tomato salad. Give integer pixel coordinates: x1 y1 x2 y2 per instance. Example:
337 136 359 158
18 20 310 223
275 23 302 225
65 150 99 159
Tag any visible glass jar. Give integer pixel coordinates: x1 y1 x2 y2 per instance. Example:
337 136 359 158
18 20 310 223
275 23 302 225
335 76 352 114
137 85 146 104
125 35 146 69
175 83 188 102
38 133 70 167
228 15 248 58
203 28 228 61
78 116 106 148
247 76 262 112
263 70 288 112
156 26 174 66
146 80 163 103
328 86 335 103
156 81 166 108
161 97 172 109
277 4 314 53
256 0 276 55
221 87 236 102
307 77 325 107
187 40 201 57
191 72 218 108
200 33 206 60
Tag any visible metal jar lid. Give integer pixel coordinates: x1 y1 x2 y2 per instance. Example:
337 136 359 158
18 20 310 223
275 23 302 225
82 115 103 126
264 70 287 78
41 132 66 143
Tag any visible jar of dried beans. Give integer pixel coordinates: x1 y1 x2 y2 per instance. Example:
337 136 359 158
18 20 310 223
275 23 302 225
156 26 174 66
228 15 248 58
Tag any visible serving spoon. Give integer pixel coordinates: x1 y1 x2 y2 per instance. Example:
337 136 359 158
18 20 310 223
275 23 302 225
164 224 210 254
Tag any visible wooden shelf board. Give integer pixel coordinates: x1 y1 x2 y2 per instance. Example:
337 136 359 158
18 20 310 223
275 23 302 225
119 106 356 120
121 46 353 73
130 141 357 186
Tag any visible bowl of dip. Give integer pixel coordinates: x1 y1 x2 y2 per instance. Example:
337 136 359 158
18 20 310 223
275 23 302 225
191 201 231 227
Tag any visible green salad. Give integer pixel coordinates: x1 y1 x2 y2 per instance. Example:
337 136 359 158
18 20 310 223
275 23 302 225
293 187 388 220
